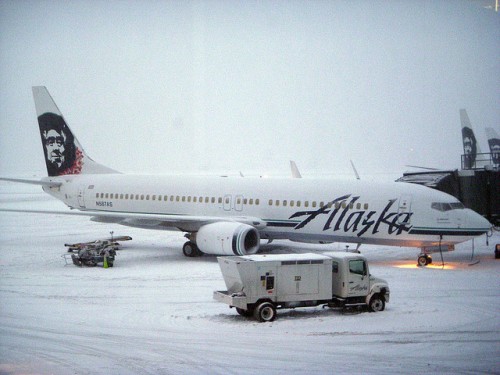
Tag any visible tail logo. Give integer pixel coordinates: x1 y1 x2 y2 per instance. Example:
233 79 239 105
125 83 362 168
38 113 83 176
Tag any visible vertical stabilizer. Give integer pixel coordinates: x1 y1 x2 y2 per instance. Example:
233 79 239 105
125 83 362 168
485 127 500 166
460 109 480 169
33 86 118 176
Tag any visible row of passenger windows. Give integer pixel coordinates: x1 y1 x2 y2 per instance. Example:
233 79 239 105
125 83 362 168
95 192 260 205
95 192 369 210
268 199 369 210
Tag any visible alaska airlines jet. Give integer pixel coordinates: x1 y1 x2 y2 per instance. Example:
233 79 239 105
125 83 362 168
0 87 491 260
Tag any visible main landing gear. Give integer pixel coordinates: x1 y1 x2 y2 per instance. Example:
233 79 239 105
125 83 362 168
417 253 433 267
182 241 204 257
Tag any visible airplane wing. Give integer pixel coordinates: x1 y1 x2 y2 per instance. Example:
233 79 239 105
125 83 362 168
0 208 267 232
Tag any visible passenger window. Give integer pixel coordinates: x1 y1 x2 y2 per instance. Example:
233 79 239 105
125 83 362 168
312 201 317 208
268 199 273 206
283 200 287 207
275 200 279 206
290 200 295 207
297 201 301 207
364 203 368 210
249 198 254 205
305 201 309 208
255 199 260 205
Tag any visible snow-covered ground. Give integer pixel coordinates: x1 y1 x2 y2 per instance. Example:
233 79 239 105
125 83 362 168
0 185 499 374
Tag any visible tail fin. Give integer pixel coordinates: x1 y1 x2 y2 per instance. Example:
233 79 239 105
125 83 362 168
485 127 500 166
460 109 480 169
33 86 118 176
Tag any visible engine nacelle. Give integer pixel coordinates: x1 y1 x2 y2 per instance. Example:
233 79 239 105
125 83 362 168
196 222 260 256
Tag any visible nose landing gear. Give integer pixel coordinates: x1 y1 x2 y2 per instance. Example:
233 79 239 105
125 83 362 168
417 253 433 267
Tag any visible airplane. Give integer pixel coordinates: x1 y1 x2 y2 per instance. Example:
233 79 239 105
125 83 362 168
0 87 492 265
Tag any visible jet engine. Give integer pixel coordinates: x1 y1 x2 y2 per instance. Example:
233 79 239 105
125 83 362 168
195 222 260 256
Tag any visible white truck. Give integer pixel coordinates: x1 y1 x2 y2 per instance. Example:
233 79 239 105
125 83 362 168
213 252 390 322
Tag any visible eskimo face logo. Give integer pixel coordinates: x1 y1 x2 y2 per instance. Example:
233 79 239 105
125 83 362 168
43 128 66 167
462 127 477 168
38 112 79 176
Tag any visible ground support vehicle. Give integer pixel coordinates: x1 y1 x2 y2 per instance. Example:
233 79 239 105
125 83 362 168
213 252 390 322
62 240 118 267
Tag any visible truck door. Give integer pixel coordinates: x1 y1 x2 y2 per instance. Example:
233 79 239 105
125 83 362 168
347 259 369 298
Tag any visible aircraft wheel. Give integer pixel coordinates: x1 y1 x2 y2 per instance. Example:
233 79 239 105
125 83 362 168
417 254 431 267
368 294 385 312
253 302 276 322
183 241 201 257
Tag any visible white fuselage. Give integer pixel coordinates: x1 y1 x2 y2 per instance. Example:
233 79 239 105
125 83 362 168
43 174 491 248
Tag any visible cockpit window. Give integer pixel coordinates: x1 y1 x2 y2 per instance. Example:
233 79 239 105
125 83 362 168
431 202 465 212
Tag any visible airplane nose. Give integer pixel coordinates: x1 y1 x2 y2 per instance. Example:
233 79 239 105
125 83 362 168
468 209 492 232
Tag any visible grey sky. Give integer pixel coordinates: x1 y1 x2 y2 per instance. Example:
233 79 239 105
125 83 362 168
0 0 498 178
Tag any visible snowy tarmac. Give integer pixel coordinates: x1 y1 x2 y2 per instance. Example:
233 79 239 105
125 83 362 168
0 186 499 374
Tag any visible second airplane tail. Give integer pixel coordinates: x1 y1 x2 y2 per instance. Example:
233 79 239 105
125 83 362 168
33 86 118 177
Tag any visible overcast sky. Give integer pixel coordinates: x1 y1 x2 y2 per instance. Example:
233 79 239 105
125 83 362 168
0 0 498 178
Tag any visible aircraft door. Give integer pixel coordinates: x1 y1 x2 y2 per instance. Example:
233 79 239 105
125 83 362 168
223 195 232 211
77 186 86 208
347 259 369 298
234 195 243 212
397 194 412 225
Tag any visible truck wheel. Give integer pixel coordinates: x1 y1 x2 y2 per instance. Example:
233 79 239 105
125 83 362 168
368 294 385 312
253 302 276 322
236 308 253 317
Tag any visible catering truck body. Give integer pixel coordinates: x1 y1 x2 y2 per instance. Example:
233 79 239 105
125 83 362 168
213 252 390 322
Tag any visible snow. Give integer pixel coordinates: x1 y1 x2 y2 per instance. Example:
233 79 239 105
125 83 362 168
0 185 499 374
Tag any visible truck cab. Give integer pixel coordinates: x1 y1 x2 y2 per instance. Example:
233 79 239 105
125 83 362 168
325 252 389 312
